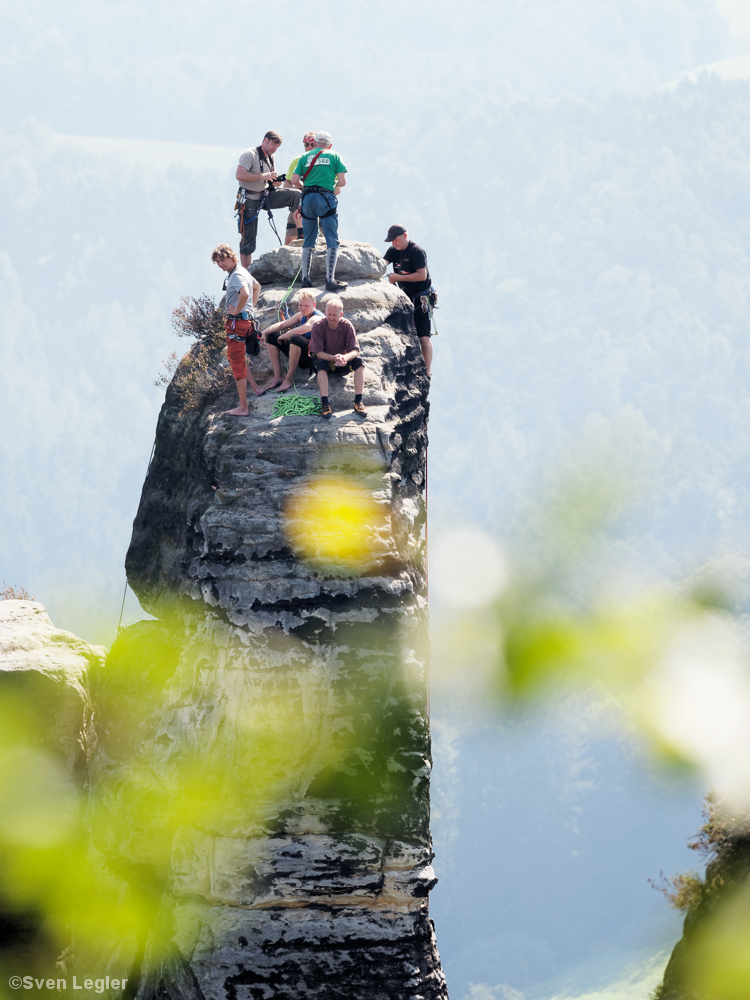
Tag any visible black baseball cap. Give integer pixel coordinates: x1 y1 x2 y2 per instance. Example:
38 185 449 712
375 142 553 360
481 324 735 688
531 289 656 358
385 225 407 242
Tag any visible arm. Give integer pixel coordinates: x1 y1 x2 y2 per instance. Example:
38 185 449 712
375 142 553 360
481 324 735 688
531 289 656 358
332 347 359 364
263 311 302 336
236 164 278 185
332 328 359 364
291 172 303 190
251 277 260 309
388 267 427 285
286 318 313 338
228 286 250 316
333 172 347 196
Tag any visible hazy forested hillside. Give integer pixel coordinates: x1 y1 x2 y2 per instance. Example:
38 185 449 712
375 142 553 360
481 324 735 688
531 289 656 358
3 3 750 994
5 79 750 628
428 79 750 584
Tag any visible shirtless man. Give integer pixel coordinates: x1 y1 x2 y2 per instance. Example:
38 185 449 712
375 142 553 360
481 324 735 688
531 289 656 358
211 243 263 416
261 291 323 392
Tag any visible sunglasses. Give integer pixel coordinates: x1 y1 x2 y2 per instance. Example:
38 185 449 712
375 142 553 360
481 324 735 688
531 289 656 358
303 139 316 146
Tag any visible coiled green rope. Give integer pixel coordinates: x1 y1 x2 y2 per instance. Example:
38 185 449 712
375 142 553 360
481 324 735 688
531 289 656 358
272 385 322 417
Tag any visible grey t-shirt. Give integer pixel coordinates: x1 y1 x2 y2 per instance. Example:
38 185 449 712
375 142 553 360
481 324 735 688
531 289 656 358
225 265 256 315
238 145 275 200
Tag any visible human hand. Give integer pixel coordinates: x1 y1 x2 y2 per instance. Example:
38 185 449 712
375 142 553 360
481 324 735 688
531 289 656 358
388 274 399 284
334 353 346 365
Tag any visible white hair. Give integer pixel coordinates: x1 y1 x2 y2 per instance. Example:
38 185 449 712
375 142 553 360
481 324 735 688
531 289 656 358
315 130 333 147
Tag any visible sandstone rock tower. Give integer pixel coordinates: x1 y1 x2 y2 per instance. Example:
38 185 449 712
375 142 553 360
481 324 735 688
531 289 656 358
111 242 447 998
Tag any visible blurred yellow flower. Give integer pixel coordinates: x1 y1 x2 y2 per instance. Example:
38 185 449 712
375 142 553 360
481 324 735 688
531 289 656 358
284 474 389 573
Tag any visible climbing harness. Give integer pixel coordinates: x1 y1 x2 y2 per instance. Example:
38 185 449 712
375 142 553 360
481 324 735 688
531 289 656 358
226 314 260 356
235 145 285 246
300 186 338 221
298 149 335 220
271 383 322 418
236 187 284 248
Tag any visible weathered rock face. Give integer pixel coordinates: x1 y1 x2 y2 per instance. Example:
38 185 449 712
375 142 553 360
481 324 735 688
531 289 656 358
0 600 100 773
0 601 102 971
656 826 750 999
110 241 447 998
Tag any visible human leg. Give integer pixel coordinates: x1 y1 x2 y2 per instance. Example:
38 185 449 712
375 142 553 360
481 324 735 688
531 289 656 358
413 301 432 377
420 337 433 378
315 365 329 398
300 194 319 286
226 339 250 415
239 207 260 268
225 377 249 416
285 211 296 246
279 343 302 390
313 358 332 415
262 332 285 389
268 188 301 214
319 206 346 292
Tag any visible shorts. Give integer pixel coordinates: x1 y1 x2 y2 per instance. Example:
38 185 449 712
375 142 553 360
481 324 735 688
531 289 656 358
239 188 301 256
313 357 364 375
266 331 314 370
411 296 432 339
227 338 248 381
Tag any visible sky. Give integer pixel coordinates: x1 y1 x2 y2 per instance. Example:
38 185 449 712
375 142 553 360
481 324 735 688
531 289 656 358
2 1 750 996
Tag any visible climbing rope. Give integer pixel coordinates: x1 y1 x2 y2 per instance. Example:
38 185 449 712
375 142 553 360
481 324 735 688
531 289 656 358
272 383 322 417
427 299 439 336
420 292 439 336
274 264 303 323
117 580 128 635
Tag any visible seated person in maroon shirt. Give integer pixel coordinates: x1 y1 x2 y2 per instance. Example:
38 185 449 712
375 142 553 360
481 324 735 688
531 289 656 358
309 298 366 418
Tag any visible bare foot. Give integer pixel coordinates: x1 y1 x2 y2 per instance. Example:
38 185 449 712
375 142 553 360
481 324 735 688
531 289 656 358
278 379 294 392
252 385 266 397
225 406 249 416
262 377 284 391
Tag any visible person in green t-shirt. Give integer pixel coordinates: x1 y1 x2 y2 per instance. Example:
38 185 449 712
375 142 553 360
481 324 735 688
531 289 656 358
283 131 317 244
291 130 348 293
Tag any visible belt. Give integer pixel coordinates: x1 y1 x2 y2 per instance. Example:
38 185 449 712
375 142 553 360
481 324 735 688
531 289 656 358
227 311 251 321
302 185 335 195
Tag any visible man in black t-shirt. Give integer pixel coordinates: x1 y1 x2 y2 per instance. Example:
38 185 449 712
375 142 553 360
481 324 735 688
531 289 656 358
383 225 433 377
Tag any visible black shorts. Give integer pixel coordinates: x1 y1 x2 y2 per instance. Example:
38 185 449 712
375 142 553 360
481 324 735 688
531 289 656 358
265 331 314 369
411 296 432 339
313 357 364 375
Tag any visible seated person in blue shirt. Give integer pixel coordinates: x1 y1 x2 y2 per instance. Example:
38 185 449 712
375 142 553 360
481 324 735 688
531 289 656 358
261 290 323 391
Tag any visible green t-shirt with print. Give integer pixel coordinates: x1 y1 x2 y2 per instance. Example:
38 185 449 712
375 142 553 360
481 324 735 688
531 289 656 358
293 149 347 191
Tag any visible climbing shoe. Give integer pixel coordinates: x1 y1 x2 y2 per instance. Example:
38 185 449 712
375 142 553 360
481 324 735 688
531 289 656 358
354 400 367 417
321 402 332 419
325 280 348 293
301 277 314 288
